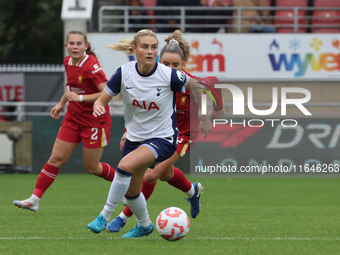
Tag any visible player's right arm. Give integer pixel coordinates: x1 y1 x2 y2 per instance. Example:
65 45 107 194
51 93 68 119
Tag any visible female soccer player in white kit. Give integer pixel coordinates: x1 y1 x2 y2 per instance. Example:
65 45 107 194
86 29 211 238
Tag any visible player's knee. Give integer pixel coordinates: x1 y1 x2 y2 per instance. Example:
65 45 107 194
47 155 65 167
117 162 134 174
159 170 173 182
144 171 159 184
84 164 99 175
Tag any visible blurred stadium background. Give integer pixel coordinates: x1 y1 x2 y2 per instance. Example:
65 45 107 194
1 0 340 174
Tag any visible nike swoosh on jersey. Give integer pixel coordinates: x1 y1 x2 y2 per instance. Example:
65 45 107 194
126 86 134 89
90 141 97 144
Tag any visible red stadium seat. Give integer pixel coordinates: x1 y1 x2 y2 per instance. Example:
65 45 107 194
140 0 157 7
311 10 340 33
275 0 308 7
263 0 271 6
140 0 157 24
274 10 307 33
313 0 340 7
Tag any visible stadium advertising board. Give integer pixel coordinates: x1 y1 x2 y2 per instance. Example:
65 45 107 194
88 33 340 80
190 119 340 178
0 73 24 112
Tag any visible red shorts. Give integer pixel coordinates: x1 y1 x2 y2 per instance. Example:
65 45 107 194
176 134 196 158
57 118 110 149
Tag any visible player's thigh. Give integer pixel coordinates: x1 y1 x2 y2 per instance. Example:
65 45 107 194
49 138 78 166
82 146 104 169
145 152 180 182
119 146 156 174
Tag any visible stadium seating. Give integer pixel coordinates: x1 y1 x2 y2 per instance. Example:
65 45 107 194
140 0 157 24
140 0 157 7
311 10 340 33
263 0 271 6
274 10 307 33
275 0 308 7
313 0 340 7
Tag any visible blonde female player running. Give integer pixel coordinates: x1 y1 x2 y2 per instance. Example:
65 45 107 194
86 29 211 238
105 30 225 233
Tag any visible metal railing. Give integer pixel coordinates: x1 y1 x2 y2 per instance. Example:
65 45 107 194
1 101 340 121
0 101 125 121
98 6 340 33
0 64 64 72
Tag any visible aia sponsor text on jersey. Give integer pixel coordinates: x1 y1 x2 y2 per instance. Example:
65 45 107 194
132 99 160 110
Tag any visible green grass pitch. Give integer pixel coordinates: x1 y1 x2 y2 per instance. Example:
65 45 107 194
1 174 339 255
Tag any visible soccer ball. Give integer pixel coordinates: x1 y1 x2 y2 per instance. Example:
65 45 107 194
156 207 190 241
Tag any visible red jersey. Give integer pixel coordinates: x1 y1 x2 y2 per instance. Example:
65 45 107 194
63 54 111 128
176 70 223 141
176 70 200 140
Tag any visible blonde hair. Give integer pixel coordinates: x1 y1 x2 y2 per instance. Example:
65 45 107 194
160 30 191 63
106 29 158 54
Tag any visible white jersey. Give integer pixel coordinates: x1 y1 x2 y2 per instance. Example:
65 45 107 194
105 61 189 142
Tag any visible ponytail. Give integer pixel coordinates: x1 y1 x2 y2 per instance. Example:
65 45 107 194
106 29 157 54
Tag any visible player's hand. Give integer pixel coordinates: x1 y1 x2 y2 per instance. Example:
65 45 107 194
211 109 225 119
65 92 79 102
93 106 106 117
200 116 212 138
120 132 127 151
50 103 64 119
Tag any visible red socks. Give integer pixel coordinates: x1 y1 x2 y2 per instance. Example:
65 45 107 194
99 162 116 181
122 168 190 218
32 162 115 199
33 163 59 198
123 179 156 217
167 167 192 193
141 179 157 200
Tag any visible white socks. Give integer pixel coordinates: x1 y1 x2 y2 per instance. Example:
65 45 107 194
185 184 195 198
119 212 130 221
29 194 40 204
126 193 151 227
101 171 132 221
98 168 151 227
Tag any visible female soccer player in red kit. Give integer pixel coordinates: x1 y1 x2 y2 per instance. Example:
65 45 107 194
105 30 225 233
13 31 116 212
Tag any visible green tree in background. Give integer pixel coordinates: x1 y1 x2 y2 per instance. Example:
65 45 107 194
0 0 63 64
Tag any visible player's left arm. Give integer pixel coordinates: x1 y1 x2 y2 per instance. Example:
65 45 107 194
201 77 225 119
65 81 107 103
171 69 212 137
93 89 112 117
185 77 212 138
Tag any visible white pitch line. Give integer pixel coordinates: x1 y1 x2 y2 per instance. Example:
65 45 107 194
0 236 339 241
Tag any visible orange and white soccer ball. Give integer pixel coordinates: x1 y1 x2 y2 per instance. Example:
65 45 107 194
156 207 190 241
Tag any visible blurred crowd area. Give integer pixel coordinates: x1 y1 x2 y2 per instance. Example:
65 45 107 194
93 0 340 33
